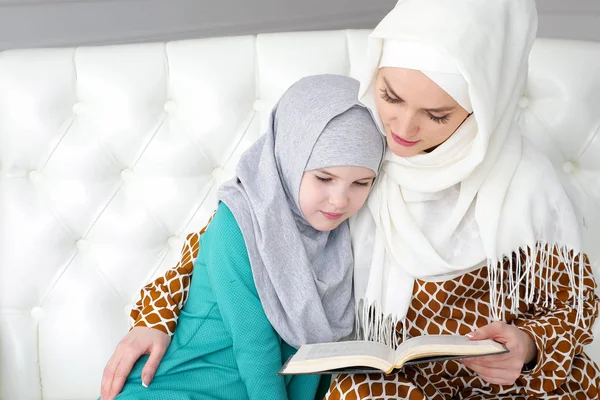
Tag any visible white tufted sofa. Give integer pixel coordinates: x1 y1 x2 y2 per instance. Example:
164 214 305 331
0 29 599 400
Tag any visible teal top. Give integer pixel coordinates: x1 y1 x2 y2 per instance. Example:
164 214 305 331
115 202 329 400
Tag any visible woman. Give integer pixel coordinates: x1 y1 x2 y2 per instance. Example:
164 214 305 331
103 74 385 400
329 0 599 398
101 0 600 399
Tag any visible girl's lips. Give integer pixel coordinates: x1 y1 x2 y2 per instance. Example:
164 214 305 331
392 132 420 147
321 211 343 220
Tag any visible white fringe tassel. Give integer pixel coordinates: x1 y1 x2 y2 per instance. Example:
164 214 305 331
355 298 403 349
356 242 587 348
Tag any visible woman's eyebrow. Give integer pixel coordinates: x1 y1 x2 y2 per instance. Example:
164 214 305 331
424 105 456 113
383 77 456 113
383 77 404 100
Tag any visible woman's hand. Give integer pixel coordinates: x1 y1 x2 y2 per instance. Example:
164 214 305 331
460 321 537 385
100 326 171 400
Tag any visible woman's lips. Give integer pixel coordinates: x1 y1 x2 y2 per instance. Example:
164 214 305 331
321 211 343 220
392 132 420 147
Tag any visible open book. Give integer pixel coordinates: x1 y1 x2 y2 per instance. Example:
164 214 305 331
280 335 508 375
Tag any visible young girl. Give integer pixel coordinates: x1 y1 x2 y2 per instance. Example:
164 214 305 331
109 74 385 400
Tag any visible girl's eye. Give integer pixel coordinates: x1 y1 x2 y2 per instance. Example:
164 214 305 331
428 113 450 124
379 88 401 104
315 176 331 182
354 181 371 187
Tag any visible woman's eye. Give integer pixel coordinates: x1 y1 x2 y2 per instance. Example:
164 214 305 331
379 88 401 104
315 176 331 182
428 113 450 124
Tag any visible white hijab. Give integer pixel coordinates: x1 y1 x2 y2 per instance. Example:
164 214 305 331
352 0 585 345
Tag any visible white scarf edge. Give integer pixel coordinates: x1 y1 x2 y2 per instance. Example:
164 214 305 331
355 241 587 348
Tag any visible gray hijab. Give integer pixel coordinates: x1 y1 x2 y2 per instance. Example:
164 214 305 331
219 74 385 348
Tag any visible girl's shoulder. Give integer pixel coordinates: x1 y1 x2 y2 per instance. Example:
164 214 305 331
195 203 245 259
202 203 255 288
201 202 249 260
203 202 243 239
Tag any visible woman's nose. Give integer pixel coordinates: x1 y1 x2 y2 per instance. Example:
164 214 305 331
391 112 419 138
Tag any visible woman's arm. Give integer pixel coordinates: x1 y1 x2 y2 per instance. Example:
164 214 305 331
130 214 215 335
464 246 600 393
130 231 200 335
513 248 600 394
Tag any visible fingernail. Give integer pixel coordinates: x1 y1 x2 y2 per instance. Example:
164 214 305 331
466 333 474 338
142 381 148 388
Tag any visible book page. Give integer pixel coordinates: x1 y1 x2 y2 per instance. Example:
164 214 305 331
395 335 506 361
295 340 395 364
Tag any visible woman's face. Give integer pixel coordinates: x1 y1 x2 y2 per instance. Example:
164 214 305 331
375 67 470 157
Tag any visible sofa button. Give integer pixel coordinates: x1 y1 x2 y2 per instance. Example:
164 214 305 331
72 102 84 115
164 100 177 113
121 168 133 181
253 99 265 112
167 236 180 249
518 96 529 109
562 161 575 174
212 167 224 182
29 170 41 182
75 238 89 251
31 306 44 320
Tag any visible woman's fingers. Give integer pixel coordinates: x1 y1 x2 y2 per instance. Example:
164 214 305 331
99 327 171 400
141 342 169 387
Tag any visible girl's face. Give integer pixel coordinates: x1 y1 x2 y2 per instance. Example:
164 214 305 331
375 67 470 157
299 166 376 232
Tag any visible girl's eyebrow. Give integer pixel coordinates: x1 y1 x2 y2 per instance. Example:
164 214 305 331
357 175 377 181
316 170 339 179
317 170 376 181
